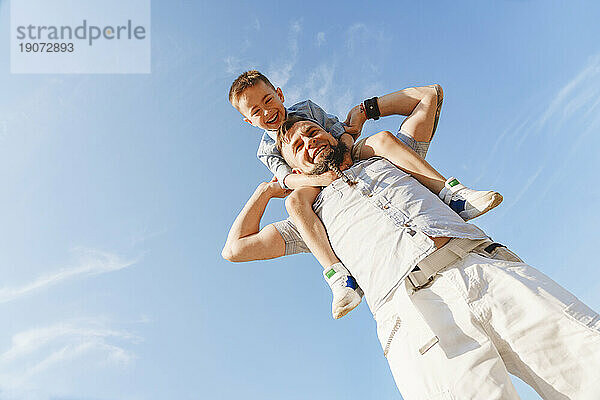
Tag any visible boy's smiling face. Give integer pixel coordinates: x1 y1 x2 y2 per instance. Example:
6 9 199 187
235 81 286 131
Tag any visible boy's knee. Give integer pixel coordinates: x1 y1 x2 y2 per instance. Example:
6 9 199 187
371 130 395 149
423 84 442 106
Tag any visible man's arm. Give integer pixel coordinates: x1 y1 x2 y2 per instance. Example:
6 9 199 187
345 84 443 143
221 181 288 262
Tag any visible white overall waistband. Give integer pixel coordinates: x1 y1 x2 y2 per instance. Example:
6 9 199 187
406 237 492 290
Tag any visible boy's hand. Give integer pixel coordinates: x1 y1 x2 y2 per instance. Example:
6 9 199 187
316 170 339 187
344 104 367 136
282 171 338 189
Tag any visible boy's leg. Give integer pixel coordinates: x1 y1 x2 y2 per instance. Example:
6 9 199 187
285 187 362 319
357 131 446 193
285 187 340 268
355 131 503 221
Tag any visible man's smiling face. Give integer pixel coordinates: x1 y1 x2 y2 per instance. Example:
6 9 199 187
280 120 339 173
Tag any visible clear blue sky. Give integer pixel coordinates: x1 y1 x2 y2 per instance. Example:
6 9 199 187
1 1 599 399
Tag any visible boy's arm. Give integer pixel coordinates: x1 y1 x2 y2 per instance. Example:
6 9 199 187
221 180 289 262
345 84 443 143
339 132 355 151
283 171 338 190
257 132 295 189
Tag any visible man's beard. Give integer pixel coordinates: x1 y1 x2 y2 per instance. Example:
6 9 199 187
307 141 349 175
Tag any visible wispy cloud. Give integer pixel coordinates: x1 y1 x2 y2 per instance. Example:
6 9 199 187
0 248 138 305
0 120 7 143
0 323 140 365
346 23 368 54
267 19 302 88
283 22 388 117
361 81 385 99
501 164 545 212
316 32 325 47
225 56 243 75
536 55 600 131
0 321 142 398
280 23 390 118
306 64 335 102
485 54 600 215
227 20 390 126
129 226 167 247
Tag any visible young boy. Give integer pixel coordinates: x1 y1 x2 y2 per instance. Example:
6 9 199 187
228 70 502 319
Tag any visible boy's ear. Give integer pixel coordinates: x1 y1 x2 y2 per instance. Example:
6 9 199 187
291 168 302 174
276 87 285 103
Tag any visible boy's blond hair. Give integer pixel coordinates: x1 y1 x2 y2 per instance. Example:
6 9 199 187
228 70 276 105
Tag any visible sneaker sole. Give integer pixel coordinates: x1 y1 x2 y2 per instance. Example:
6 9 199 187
333 294 362 319
485 192 503 212
334 300 360 319
462 192 503 221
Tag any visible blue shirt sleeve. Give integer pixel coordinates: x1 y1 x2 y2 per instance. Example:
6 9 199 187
288 100 346 138
257 131 293 189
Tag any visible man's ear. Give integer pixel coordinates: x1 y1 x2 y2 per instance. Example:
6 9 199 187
276 87 285 103
243 117 254 126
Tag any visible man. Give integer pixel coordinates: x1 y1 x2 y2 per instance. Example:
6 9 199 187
222 91 600 399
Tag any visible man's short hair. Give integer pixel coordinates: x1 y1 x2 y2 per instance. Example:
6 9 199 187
228 70 276 104
276 113 314 155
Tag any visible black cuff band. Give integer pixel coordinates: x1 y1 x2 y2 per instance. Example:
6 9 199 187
363 97 380 120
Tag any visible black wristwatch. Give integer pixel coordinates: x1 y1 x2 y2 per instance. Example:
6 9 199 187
363 97 380 120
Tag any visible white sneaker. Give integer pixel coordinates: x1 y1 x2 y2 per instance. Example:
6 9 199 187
323 263 363 319
438 177 503 221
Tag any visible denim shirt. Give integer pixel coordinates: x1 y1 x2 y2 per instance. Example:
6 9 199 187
257 100 346 189
274 158 489 313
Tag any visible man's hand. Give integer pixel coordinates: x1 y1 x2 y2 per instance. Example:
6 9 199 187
222 178 288 262
344 104 367 137
264 177 292 198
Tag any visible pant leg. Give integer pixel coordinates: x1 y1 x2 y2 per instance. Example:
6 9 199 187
375 282 521 400
396 130 430 159
443 253 600 400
